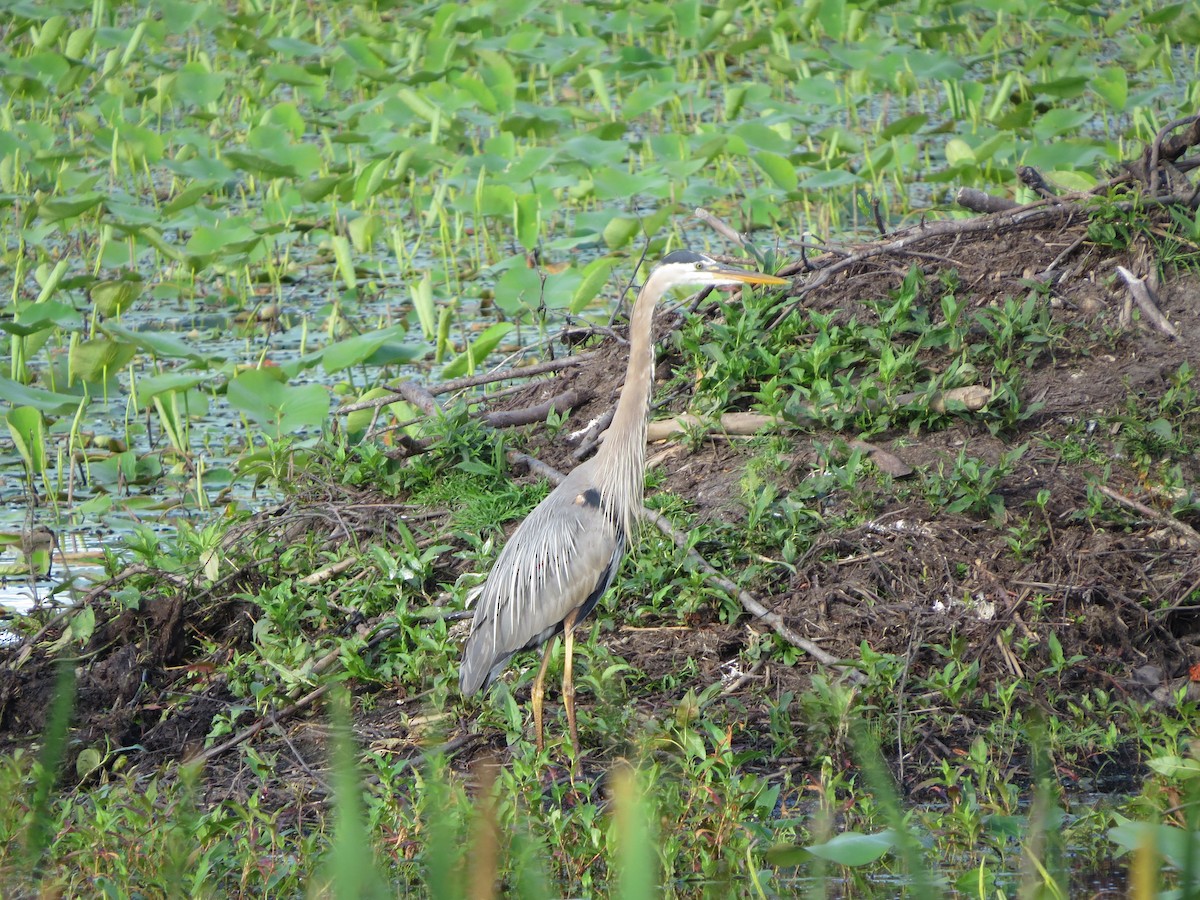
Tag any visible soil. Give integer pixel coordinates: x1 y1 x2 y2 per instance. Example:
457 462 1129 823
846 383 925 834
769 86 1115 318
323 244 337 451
3 192 1200 813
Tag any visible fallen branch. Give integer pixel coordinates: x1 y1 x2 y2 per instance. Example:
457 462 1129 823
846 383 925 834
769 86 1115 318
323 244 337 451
191 681 331 767
1096 483 1200 549
571 407 616 460
645 412 777 442
640 507 862 681
694 207 751 251
335 353 598 416
189 618 409 765
430 352 598 397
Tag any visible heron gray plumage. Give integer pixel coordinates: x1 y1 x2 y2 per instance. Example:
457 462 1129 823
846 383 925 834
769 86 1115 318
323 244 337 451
459 249 789 756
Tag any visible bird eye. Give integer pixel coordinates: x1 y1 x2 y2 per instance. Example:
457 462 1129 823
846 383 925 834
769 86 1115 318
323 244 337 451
694 262 704 270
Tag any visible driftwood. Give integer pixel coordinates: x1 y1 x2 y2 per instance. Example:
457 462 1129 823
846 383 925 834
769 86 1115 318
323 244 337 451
481 388 591 428
640 386 991 445
956 188 1020 214
1116 265 1179 339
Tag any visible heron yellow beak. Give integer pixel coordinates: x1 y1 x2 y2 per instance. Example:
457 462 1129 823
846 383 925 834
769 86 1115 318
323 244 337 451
719 270 790 285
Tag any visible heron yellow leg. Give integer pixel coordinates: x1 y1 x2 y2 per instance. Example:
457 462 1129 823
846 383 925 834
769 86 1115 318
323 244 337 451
561 608 580 761
531 634 557 752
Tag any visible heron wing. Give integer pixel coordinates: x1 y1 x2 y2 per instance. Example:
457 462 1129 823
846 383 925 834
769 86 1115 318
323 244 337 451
459 462 625 694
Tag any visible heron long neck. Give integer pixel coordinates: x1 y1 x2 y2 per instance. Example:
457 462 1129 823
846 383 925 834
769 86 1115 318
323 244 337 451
593 271 662 538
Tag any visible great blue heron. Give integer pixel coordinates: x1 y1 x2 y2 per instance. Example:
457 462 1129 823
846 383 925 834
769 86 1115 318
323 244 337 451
459 249 789 757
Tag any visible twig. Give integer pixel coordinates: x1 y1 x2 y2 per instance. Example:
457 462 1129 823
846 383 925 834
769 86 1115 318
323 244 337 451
694 207 749 250
1148 114 1200 191
645 412 777 442
1043 234 1086 274
1115 265 1179 338
1096 483 1200 549
642 508 863 681
429 352 598 397
505 449 568 484
610 244 650 328
301 556 357 586
191 681 331 766
190 623 404 766
715 655 767 700
395 381 440 416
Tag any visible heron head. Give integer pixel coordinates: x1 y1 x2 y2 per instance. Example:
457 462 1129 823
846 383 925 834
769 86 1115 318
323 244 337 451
654 249 789 292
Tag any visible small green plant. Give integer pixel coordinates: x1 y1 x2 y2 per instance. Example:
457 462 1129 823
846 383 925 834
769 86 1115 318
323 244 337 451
923 444 1028 522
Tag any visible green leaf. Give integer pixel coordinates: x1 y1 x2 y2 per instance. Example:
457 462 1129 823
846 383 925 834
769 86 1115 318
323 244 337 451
1147 755 1200 779
881 113 928 138
69 337 137 383
752 151 798 191
344 389 416 438
1108 815 1200 868
1031 108 1092 142
76 747 104 780
163 179 217 214
173 66 227 106
492 263 542 316
571 257 616 313
0 377 84 415
68 605 95 643
300 175 344 202
152 392 188 455
40 191 105 223
185 222 262 261
227 369 329 437
1045 170 1096 192
0 300 81 336
944 138 976 166
320 325 410 374
514 192 539 251
765 844 810 867
602 216 639 250
409 271 437 340
135 372 207 407
5 406 47 475
440 322 514 378
101 323 208 362
90 278 143 317
1093 67 1127 111
804 830 897 866
331 235 356 290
